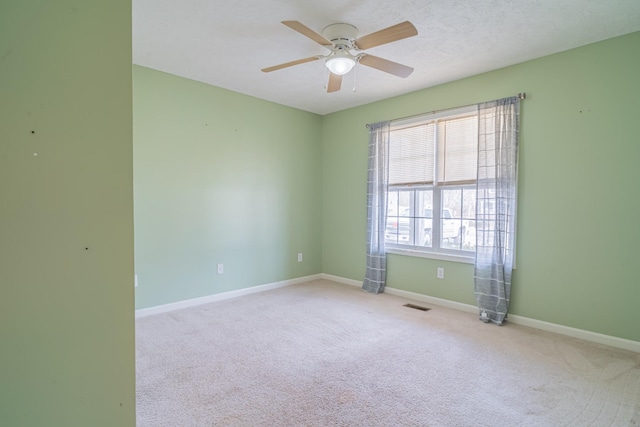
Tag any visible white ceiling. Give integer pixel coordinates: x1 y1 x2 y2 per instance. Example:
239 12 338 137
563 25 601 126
133 0 640 115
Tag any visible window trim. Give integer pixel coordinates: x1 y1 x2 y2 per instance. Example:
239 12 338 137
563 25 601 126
386 247 474 264
385 105 479 263
385 185 476 261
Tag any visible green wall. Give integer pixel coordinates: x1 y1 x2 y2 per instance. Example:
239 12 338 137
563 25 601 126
133 66 323 309
322 32 640 343
0 1 134 426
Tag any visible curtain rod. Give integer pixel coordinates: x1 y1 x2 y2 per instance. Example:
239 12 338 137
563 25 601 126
365 92 526 128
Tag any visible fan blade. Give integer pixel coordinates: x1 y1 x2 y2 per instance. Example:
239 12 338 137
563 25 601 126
261 56 320 73
359 54 414 78
354 21 417 50
327 72 342 93
282 21 333 47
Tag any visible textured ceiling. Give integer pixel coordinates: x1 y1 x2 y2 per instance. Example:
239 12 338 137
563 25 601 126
133 0 640 115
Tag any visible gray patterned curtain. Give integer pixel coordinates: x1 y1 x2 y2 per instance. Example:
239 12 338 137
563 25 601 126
474 97 520 325
363 121 390 294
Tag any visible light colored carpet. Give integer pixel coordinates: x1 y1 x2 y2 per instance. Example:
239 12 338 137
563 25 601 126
136 280 640 426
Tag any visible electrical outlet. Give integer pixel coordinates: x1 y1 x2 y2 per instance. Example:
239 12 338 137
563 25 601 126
437 267 444 279
217 264 224 274
297 253 303 262
134 274 138 288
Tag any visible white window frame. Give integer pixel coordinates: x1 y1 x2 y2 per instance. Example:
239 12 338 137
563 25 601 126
385 105 477 263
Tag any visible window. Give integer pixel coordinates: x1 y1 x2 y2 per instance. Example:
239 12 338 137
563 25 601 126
384 106 478 258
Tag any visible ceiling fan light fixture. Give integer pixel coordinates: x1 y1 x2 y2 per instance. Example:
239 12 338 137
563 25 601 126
325 53 356 76
262 20 418 93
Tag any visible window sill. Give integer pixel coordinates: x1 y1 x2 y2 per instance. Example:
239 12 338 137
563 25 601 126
385 248 474 265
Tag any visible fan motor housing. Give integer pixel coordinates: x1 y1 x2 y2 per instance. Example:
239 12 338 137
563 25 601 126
321 23 358 45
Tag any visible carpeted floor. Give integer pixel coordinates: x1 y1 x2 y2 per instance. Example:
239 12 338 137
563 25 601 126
136 280 640 426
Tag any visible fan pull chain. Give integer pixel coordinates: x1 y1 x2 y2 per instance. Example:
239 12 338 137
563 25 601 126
352 64 357 92
323 66 328 91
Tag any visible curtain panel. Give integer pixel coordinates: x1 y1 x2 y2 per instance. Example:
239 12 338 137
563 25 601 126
474 96 520 325
363 121 390 294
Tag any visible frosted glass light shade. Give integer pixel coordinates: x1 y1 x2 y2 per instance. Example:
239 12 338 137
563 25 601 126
325 56 355 75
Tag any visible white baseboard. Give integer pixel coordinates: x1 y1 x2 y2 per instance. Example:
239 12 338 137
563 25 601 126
135 272 639 353
506 314 640 354
384 286 478 314
320 275 640 354
135 274 322 319
319 273 362 288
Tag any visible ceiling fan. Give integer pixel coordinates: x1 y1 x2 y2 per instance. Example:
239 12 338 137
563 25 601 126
261 20 418 93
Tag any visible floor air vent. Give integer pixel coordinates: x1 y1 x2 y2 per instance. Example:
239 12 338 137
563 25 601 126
403 303 431 312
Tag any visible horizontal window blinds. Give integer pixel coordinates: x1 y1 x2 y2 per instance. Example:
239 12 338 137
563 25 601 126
437 115 478 185
389 113 477 187
389 123 434 185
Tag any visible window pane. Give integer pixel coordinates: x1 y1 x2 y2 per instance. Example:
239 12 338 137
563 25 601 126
443 188 462 219
385 190 413 246
385 191 400 244
462 188 476 251
416 189 433 247
441 187 476 251
398 191 413 246
441 188 461 250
